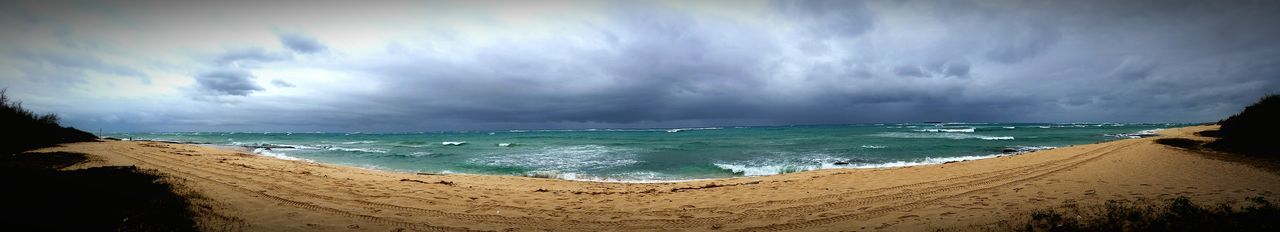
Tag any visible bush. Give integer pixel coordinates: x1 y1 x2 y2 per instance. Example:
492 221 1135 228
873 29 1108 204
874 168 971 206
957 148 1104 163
1206 95 1279 155
1008 196 1280 232
0 152 200 231
0 89 98 154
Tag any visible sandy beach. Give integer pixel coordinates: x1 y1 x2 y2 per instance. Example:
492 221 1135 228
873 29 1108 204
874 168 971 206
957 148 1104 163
33 125 1280 231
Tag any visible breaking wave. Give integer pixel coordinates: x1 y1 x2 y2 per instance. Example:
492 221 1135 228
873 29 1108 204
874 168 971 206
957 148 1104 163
874 132 1015 140
251 148 306 161
712 154 1006 176
468 145 639 171
914 128 976 133
1105 129 1164 139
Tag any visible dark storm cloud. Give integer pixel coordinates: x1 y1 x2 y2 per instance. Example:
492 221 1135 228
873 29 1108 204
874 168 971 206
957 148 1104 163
194 69 262 96
277 32 326 54
10 0 1280 132
317 0 1280 130
982 24 1060 64
349 5 781 125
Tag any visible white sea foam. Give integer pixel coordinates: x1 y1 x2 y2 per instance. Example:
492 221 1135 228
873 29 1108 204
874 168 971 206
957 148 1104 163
442 141 467 146
1009 146 1058 152
519 171 694 183
874 132 1015 140
468 145 639 171
861 145 887 149
326 146 389 153
714 164 820 176
713 154 1007 176
843 155 1004 169
1105 128 1164 138
914 128 975 133
1003 126 1017 129
251 148 305 161
497 143 512 147
712 153 844 176
666 127 723 133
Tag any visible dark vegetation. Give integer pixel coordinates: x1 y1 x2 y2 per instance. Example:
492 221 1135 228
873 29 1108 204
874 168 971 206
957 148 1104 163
1005 196 1280 232
1150 95 1277 157
1205 94 1279 155
1 90 242 231
0 152 199 231
1152 95 1280 173
1154 138 1204 150
1 89 98 155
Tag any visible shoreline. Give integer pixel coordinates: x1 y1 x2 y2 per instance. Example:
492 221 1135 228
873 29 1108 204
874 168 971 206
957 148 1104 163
106 130 1140 183
38 125 1280 231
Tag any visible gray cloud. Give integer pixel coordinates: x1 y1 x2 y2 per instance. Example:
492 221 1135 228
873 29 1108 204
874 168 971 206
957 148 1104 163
8 50 150 84
211 47 289 67
194 69 263 96
270 79 294 88
982 22 1060 64
774 0 874 39
278 32 326 54
5 0 1280 132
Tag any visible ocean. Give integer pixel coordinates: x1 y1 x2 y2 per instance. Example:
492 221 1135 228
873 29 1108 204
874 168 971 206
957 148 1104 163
103 123 1181 182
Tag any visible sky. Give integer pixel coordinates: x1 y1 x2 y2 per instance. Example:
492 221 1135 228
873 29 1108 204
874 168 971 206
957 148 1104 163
1 0 1278 132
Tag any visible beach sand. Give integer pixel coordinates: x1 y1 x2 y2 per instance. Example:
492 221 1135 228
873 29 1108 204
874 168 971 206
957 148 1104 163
33 125 1280 231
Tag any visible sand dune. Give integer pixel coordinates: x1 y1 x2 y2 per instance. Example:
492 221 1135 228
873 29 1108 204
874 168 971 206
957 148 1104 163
36 125 1280 231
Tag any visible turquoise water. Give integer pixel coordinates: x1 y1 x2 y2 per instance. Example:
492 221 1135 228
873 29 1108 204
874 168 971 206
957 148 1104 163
104 123 1181 182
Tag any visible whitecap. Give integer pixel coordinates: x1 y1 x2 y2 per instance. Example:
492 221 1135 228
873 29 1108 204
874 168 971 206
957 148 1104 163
666 127 723 133
874 132 1014 140
713 153 1009 176
468 145 639 171
860 145 887 149
326 146 389 153
442 141 467 146
914 128 975 133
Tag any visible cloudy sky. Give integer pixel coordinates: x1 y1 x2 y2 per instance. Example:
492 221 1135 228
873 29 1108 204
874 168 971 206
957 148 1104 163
2 0 1277 132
